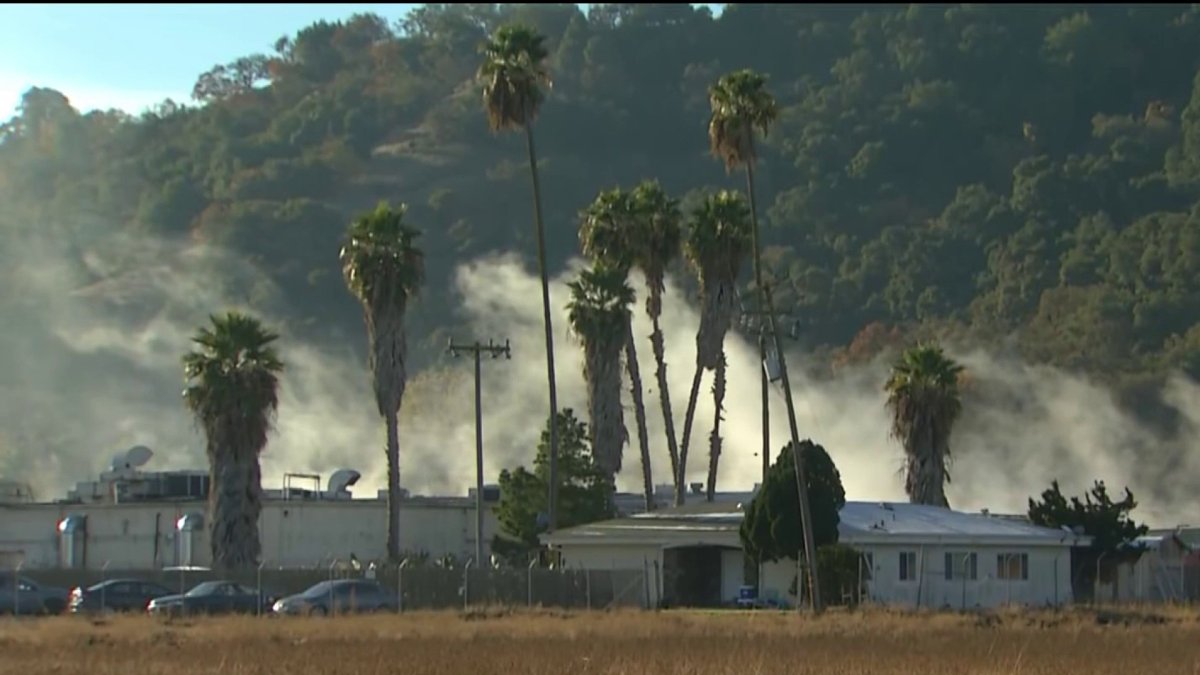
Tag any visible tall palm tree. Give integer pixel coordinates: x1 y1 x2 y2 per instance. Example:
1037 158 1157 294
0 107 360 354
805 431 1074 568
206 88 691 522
580 187 655 510
678 191 751 504
479 24 563 531
885 343 966 508
627 181 684 499
709 68 779 487
182 311 283 572
566 263 634 485
340 201 425 561
709 68 826 610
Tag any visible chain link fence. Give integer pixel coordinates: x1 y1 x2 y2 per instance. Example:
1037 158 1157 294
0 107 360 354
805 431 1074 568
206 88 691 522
15 561 651 614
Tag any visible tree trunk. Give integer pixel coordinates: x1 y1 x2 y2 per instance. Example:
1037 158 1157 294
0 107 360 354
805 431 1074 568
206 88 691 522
905 420 941 507
385 409 401 561
625 321 655 512
649 311 681 499
706 351 727 502
208 428 263 572
525 123 561 532
584 339 625 478
675 366 705 506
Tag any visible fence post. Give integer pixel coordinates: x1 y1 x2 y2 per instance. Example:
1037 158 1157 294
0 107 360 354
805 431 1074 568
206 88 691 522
178 566 186 618
13 561 21 616
328 559 339 617
257 561 266 617
463 558 474 611
100 560 111 613
527 558 536 608
585 570 592 610
397 559 409 613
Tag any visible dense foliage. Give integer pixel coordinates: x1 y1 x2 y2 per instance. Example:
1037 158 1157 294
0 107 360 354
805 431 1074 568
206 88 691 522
495 408 615 556
3 4 1200 387
740 440 846 563
1027 479 1149 598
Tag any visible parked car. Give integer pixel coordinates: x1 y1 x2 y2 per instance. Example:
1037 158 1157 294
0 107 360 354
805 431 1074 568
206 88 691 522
69 578 175 614
272 579 397 616
147 580 274 617
0 573 70 615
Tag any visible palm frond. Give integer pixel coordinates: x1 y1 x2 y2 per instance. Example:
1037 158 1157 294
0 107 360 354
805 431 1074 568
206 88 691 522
708 69 779 172
478 24 551 132
340 201 425 312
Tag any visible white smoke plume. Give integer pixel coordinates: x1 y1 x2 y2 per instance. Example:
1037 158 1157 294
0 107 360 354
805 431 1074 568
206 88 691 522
1 229 1197 529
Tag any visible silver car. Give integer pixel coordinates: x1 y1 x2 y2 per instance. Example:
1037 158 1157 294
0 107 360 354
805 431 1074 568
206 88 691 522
272 579 396 616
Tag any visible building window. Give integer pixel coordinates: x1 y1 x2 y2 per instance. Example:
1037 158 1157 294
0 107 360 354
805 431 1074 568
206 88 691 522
944 552 978 581
861 552 874 581
899 551 917 581
997 553 1029 580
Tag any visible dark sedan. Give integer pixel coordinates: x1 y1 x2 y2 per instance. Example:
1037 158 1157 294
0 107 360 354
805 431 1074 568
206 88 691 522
69 579 175 614
147 580 274 617
0 573 70 615
272 579 396 616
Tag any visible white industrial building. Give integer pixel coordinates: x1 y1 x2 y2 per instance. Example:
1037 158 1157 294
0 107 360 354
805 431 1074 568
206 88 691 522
541 500 1091 609
0 447 502 570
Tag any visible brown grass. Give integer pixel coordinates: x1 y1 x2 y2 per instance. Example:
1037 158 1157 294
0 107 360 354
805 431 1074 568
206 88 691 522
3 606 1200 674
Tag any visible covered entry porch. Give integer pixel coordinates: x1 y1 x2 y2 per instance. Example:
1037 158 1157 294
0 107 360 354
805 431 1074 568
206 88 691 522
541 502 748 609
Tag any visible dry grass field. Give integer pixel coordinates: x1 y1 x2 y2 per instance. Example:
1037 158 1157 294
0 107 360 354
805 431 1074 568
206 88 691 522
2 606 1200 674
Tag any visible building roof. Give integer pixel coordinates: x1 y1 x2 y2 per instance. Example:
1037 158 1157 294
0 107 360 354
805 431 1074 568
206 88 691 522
541 500 1091 548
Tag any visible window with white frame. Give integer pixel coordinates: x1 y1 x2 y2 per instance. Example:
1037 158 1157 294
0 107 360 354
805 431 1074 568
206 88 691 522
898 551 917 581
997 553 1029 580
944 552 978 581
861 552 874 581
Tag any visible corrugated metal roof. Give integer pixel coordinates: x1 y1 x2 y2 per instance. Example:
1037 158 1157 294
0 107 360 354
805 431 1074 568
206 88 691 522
544 501 1090 547
839 502 1076 542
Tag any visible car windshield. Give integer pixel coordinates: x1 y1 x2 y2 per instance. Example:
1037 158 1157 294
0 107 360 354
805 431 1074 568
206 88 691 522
185 581 224 597
301 581 336 598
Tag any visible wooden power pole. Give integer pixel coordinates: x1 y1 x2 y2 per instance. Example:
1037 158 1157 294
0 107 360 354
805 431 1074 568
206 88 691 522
447 337 511 566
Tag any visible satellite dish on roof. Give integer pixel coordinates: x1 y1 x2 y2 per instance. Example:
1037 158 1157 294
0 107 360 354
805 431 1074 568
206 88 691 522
110 445 154 472
125 446 154 467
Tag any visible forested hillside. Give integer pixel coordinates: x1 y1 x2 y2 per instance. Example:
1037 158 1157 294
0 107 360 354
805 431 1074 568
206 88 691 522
3 2 1200 391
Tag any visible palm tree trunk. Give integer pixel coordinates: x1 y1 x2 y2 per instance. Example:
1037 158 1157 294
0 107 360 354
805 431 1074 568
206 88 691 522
649 311 681 498
385 409 401 561
706 351 727 502
625 321 655 512
676 366 705 506
209 434 264 572
524 123 561 533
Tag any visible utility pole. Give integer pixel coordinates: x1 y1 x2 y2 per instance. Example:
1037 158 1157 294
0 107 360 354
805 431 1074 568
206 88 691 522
761 282 821 612
447 337 512 567
735 287 822 612
737 301 785 485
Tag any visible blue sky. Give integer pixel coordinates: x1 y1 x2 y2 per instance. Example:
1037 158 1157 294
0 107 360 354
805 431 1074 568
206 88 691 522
0 3 724 118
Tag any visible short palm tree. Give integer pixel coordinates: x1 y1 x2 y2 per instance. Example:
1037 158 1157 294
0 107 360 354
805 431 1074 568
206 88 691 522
885 343 966 508
182 311 283 572
580 187 656 510
340 201 424 561
566 263 634 483
479 24 563 530
678 191 751 504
